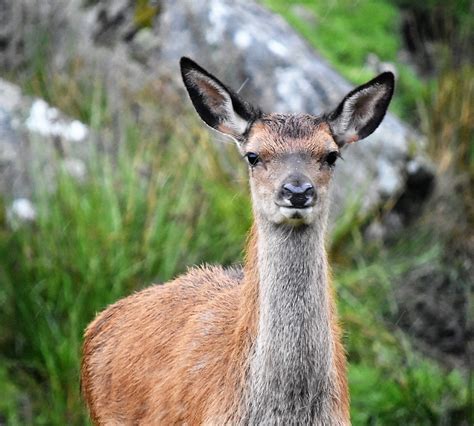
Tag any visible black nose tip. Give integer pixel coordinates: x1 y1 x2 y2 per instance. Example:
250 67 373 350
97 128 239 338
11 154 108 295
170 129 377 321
281 182 315 208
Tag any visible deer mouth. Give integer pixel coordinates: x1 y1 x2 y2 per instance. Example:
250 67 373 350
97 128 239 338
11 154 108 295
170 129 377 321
278 205 314 221
275 202 313 210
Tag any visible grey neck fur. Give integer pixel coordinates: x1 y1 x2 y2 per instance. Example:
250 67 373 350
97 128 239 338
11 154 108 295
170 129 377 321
242 213 337 425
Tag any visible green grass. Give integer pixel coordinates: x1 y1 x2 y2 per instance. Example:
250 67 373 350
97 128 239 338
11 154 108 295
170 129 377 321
0 1 471 424
419 64 474 174
334 228 469 424
0 116 469 423
349 361 467 425
263 0 425 122
0 106 255 422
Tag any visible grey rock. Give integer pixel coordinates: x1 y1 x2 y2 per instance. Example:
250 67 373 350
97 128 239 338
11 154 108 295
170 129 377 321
0 0 434 224
153 0 433 219
0 78 90 202
7 198 37 228
366 52 398 78
0 79 32 199
25 99 88 142
62 158 87 182
130 28 160 63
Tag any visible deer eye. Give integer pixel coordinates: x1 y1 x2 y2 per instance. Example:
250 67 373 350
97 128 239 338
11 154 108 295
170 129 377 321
325 151 339 166
245 152 260 166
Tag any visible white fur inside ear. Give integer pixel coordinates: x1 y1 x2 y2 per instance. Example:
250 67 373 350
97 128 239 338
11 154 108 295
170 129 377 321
216 96 249 137
337 84 386 134
189 70 249 137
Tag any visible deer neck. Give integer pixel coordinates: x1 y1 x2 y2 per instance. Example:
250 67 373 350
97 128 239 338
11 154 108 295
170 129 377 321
241 216 335 422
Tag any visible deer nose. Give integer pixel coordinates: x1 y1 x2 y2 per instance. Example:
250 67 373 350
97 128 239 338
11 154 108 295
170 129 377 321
280 182 315 208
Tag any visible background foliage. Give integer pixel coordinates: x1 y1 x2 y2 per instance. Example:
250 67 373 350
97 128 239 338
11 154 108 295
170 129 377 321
0 0 472 424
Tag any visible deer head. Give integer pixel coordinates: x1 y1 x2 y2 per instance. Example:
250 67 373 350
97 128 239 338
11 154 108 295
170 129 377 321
181 57 394 227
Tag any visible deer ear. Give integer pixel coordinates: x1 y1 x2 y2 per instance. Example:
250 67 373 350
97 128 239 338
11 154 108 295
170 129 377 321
327 72 394 147
180 57 261 141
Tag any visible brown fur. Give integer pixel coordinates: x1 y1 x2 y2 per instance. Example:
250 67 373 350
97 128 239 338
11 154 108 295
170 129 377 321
81 226 348 424
328 270 350 420
247 116 338 158
82 229 259 424
81 119 349 424
81 60 397 423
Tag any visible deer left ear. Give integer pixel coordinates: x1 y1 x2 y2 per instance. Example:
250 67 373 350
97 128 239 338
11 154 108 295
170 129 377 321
327 72 394 147
180 57 261 142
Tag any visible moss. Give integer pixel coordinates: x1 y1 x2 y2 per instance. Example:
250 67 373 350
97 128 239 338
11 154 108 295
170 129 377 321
134 0 160 30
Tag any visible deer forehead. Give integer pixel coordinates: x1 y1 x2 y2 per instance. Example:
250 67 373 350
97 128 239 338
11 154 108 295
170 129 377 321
246 114 338 158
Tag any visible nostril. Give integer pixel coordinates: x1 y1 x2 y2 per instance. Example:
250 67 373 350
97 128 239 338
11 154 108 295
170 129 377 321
304 186 315 197
281 186 293 200
281 182 316 207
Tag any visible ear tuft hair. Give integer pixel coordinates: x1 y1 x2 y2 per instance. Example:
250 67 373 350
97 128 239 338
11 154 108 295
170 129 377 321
180 57 261 141
328 72 394 147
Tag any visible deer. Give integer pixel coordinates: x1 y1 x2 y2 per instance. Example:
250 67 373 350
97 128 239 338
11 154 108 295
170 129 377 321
81 57 394 425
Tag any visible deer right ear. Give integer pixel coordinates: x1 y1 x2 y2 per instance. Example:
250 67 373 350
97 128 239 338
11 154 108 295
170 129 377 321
327 72 394 147
180 57 261 142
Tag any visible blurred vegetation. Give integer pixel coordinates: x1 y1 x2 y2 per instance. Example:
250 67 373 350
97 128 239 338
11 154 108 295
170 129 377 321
0 107 468 424
419 64 474 222
263 1 473 423
134 0 160 29
0 0 472 425
263 0 424 122
0 108 252 424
